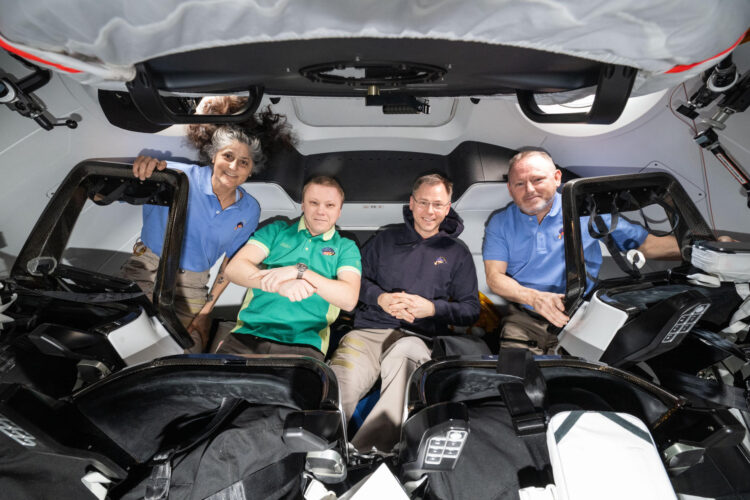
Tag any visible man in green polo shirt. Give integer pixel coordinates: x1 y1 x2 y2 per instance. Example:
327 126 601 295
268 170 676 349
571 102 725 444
216 176 361 360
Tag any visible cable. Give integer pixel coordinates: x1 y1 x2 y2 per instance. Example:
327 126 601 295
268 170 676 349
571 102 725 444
681 83 718 231
668 83 717 231
698 148 717 232
668 84 697 133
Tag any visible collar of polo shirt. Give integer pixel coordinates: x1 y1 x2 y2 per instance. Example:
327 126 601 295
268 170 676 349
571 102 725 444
297 217 336 241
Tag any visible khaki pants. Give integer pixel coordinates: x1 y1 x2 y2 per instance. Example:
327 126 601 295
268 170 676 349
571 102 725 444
212 322 324 361
119 245 209 352
329 328 431 452
501 303 559 355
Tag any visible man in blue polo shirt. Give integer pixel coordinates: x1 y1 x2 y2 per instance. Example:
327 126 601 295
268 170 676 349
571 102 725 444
483 150 680 354
216 176 361 360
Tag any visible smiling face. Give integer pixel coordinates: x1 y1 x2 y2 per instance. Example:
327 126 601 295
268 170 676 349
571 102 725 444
409 182 451 239
211 140 253 192
507 153 561 221
301 183 344 236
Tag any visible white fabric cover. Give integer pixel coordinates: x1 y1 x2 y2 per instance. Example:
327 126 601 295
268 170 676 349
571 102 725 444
547 411 677 500
691 245 750 282
0 0 748 92
557 292 629 361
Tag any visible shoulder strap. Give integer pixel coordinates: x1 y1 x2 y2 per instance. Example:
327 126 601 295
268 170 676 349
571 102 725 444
143 398 243 500
657 369 750 412
496 348 547 436
586 195 641 279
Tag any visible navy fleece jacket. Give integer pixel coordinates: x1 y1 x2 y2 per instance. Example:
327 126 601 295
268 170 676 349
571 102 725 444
353 205 480 336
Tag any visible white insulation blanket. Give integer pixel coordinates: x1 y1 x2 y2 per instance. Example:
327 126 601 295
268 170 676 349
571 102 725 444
1 0 748 93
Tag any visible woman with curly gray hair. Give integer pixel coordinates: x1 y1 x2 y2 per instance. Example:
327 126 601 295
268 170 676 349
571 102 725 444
121 124 262 352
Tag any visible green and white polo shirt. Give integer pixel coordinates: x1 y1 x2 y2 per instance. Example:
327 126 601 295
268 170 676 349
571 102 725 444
233 218 361 354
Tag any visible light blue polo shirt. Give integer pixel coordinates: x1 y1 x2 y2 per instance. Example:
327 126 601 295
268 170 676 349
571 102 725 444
141 162 260 272
483 193 648 305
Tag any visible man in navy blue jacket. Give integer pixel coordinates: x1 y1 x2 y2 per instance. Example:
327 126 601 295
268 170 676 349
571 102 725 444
329 174 480 452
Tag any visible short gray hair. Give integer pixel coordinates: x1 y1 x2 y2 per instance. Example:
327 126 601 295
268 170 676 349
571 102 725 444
204 126 264 174
508 149 554 177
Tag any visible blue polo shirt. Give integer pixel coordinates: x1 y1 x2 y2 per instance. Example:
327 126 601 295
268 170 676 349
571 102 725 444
141 162 260 272
483 193 647 305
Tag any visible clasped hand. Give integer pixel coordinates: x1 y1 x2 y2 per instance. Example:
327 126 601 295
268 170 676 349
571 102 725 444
254 266 316 302
377 292 435 323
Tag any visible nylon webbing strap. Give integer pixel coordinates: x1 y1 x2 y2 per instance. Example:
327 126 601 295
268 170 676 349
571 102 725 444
144 398 243 499
602 412 653 444
659 369 750 411
88 182 128 206
554 411 652 445
619 190 680 237
593 214 641 279
88 180 169 206
586 194 641 279
497 348 546 435
691 328 749 363
723 284 750 339
172 398 242 457
553 411 583 443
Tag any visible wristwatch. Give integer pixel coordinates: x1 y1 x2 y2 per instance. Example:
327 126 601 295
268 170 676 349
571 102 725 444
296 262 308 279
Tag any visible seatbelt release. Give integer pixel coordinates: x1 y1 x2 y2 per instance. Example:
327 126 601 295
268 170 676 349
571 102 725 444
497 349 548 436
499 382 546 436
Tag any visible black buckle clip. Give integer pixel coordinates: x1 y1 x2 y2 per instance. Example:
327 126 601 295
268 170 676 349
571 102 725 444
512 412 547 436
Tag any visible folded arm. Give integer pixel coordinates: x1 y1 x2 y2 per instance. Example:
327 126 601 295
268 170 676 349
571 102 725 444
226 243 360 310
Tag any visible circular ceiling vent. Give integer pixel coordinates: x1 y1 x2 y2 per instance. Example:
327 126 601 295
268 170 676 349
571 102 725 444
300 61 446 89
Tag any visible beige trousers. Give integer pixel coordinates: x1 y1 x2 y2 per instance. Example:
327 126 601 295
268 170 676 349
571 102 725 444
212 321 325 362
501 303 559 355
329 328 431 452
119 245 209 352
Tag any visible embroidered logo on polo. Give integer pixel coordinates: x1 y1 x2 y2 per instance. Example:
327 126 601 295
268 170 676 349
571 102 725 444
434 256 447 266
322 247 335 256
235 222 244 230
558 227 564 240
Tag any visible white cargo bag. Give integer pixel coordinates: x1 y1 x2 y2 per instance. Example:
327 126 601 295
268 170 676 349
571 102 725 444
547 411 676 500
